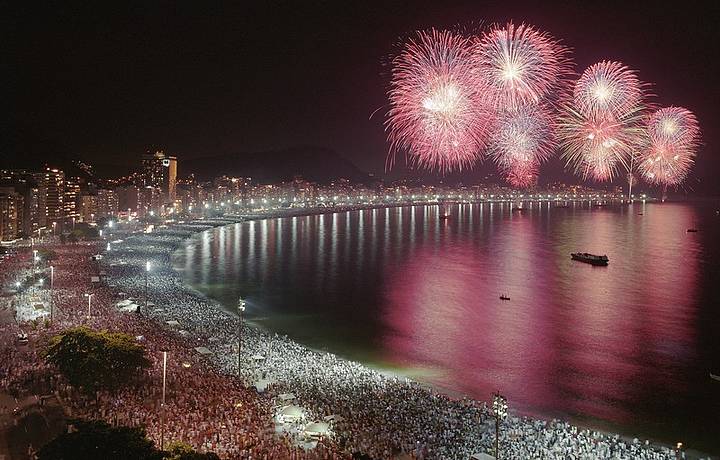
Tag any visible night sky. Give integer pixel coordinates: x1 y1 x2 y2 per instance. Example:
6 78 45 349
7 1 720 191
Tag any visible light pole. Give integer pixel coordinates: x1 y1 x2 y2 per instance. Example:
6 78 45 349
492 392 508 459
160 350 167 450
50 266 54 323
237 297 246 377
85 293 94 319
145 261 151 314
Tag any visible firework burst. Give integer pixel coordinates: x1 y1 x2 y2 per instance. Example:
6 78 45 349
639 106 700 186
386 29 495 172
502 160 540 188
490 103 555 168
573 61 643 118
558 105 648 181
473 22 572 108
559 61 649 181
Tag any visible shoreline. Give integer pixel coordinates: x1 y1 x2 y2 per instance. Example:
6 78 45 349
102 205 711 459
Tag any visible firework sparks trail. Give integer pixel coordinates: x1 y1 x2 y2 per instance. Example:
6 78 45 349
386 29 495 172
639 106 700 186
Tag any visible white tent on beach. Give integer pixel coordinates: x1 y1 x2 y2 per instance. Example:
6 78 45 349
278 405 304 423
471 453 496 460
304 422 330 438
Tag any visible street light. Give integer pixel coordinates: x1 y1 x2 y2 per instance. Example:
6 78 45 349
237 297 246 377
50 266 54 323
492 392 508 459
160 350 168 450
145 261 151 314
85 293 95 318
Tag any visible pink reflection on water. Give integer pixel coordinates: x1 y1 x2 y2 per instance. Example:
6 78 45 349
382 203 700 426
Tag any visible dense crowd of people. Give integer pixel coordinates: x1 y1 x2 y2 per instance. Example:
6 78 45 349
0 219 705 459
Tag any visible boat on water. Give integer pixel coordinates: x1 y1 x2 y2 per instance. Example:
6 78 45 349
439 214 451 220
571 252 609 266
511 207 527 212
687 228 699 233
499 294 510 301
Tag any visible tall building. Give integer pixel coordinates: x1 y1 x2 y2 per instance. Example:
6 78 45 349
63 176 81 223
78 194 98 223
138 186 161 218
116 185 139 215
37 168 65 229
0 190 23 241
97 189 119 218
141 150 177 204
0 170 41 236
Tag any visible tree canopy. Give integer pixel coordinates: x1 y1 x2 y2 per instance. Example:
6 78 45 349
38 420 161 460
45 327 151 392
37 421 219 460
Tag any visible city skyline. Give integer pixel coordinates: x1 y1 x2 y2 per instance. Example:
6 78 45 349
6 1 720 193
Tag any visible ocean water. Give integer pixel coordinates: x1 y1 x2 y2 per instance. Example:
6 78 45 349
175 201 720 453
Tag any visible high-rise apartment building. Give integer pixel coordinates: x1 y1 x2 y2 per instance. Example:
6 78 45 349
0 170 41 236
63 176 81 223
138 186 162 218
141 150 177 204
78 194 98 223
38 167 65 228
97 189 119 218
0 190 23 241
116 185 139 214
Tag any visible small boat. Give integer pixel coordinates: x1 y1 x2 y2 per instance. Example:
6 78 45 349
499 294 510 301
711 373 720 382
511 207 527 212
637 213 643 215
571 252 609 266
687 228 699 233
439 214 451 220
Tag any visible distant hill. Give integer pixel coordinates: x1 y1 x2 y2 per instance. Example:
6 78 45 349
182 146 372 184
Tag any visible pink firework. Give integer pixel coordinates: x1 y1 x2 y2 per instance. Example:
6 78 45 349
558 105 648 181
559 61 649 181
473 22 572 107
489 103 556 172
639 106 700 186
386 29 495 172
502 159 539 188
573 61 643 118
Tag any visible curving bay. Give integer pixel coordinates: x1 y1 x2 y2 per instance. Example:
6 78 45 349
175 201 720 453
